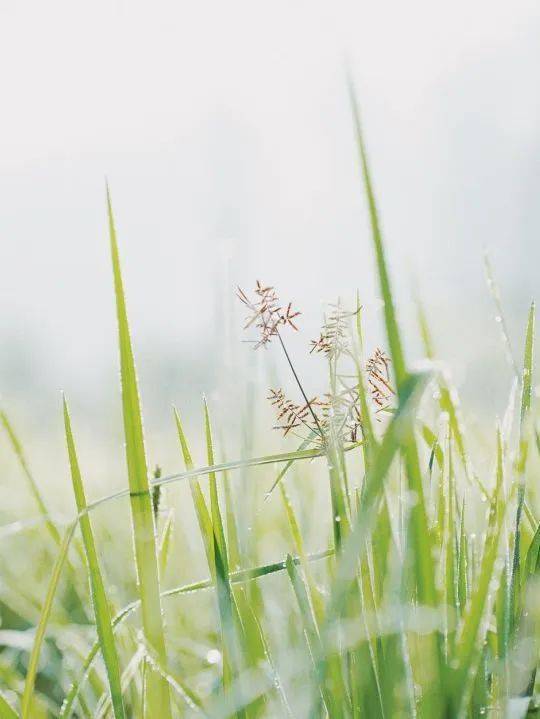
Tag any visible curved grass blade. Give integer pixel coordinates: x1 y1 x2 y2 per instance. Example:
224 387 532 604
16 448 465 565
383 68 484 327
1 411 62 547
107 187 171 718
21 521 77 718
63 396 126 719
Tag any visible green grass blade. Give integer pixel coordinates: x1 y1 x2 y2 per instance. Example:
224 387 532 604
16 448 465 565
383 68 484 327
107 187 171 718
21 522 76 718
349 78 438 601
158 510 175 578
450 434 509 714
483 252 519 376
173 407 214 570
0 691 18 719
203 399 228 568
511 301 535 628
63 396 126 719
519 302 535 428
1 411 62 547
285 555 337 716
348 78 406 388
203 399 247 713
324 371 429 617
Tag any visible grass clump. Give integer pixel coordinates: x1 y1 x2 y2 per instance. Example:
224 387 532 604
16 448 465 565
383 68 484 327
0 88 539 718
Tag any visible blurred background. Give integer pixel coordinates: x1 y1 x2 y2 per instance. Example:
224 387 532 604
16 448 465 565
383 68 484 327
1 0 539 493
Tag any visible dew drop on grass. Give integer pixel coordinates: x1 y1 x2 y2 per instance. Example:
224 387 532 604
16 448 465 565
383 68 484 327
206 649 222 665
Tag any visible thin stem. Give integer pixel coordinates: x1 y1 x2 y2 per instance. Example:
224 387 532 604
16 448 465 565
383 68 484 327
277 331 325 439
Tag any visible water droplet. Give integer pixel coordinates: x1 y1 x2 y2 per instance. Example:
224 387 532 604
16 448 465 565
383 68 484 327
206 649 222 665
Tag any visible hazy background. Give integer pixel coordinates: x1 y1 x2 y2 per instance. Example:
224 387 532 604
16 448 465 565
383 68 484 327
1 0 540 458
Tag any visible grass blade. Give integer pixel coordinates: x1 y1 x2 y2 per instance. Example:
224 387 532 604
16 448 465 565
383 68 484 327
63 396 126 719
511 301 535 628
21 522 76 718
107 187 171 718
348 83 442 717
1 411 62 547
0 691 18 719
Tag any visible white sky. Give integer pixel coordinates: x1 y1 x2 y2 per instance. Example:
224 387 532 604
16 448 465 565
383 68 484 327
1 0 539 412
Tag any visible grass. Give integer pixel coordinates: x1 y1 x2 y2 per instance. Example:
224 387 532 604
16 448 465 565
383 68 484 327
1 89 540 718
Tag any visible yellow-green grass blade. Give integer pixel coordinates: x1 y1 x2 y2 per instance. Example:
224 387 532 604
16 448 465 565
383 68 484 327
150 445 361 493
285 555 339 716
223 466 269 694
203 399 228 569
203 399 246 712
443 435 459 659
421 423 444 472
324 371 428 618
223 470 241 573
1 411 62 547
140 640 205 715
264 434 313 500
324 369 444 714
94 646 145 719
0 691 18 719
158 510 175 578
107 187 171 718
63 396 126 719
221 451 272 714
350 293 378 474
416 300 479 491
173 407 214 571
457 498 468 617
280 481 324 625
348 78 405 389
1 442 348 548
21 521 77 718
483 252 519 376
511 302 535 627
450 437 509 714
349 79 439 622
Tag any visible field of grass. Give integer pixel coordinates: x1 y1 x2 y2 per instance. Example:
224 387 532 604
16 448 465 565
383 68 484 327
1 88 540 718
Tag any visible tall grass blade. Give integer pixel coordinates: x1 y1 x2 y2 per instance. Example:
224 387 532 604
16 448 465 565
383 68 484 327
63 396 126 719
349 83 441 718
511 301 535 628
107 187 171 718
174 407 216 570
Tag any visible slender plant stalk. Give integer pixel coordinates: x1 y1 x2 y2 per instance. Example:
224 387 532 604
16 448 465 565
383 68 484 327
63 396 126 719
107 187 172 718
